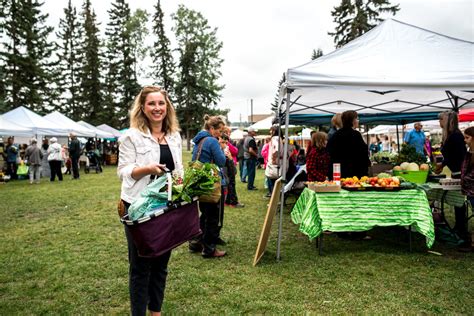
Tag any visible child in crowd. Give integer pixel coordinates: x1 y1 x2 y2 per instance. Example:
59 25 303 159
306 132 330 182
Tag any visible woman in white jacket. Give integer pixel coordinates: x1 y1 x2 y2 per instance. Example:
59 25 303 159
47 137 63 181
117 86 183 316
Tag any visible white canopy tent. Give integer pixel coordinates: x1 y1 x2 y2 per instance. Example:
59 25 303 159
2 106 69 137
230 129 246 140
274 19 474 260
96 124 122 138
280 19 474 126
43 111 96 137
0 116 34 137
248 116 296 131
77 121 115 139
367 120 472 135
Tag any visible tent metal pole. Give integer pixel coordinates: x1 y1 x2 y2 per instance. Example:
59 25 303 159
396 124 400 152
277 88 292 261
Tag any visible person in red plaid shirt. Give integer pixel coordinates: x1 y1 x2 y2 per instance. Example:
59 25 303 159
306 132 330 182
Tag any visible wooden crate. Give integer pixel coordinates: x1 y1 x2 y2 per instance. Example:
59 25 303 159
106 154 118 165
306 182 341 192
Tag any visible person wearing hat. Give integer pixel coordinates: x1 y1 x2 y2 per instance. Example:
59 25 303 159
243 127 259 190
25 138 43 184
403 122 425 156
48 137 63 182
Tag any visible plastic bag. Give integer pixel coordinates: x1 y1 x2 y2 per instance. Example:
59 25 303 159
128 175 169 221
17 163 28 176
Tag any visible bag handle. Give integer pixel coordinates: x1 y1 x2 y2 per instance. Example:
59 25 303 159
195 137 208 161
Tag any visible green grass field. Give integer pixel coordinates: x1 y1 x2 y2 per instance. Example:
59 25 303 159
0 150 473 314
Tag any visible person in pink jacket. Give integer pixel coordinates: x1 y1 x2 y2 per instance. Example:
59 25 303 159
223 127 244 208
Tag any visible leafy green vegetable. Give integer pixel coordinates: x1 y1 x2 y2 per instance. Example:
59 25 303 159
371 151 396 164
170 161 220 203
395 144 426 166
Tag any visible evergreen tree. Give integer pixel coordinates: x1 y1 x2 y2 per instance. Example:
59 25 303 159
311 48 323 60
103 0 140 128
270 72 286 112
1 0 56 114
0 0 9 112
126 9 149 81
150 0 174 95
55 0 82 117
78 0 103 123
172 5 225 149
329 0 399 48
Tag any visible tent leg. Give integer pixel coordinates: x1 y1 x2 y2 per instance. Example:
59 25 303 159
276 89 291 261
396 124 400 153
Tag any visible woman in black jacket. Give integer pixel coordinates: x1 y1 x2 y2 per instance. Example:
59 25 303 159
327 110 370 179
436 111 469 249
327 110 371 240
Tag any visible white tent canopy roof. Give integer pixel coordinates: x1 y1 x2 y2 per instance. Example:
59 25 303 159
248 116 296 130
230 129 246 140
0 116 34 137
77 121 115 138
281 19 474 125
96 124 122 138
2 106 69 136
43 111 96 137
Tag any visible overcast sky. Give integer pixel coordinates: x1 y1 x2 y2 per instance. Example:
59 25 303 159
43 0 474 123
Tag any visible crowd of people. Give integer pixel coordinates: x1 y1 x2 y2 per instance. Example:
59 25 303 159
1 134 118 183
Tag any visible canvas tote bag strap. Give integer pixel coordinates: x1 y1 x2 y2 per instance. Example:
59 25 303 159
195 137 208 161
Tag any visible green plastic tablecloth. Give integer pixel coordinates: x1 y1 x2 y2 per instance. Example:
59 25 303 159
291 188 435 248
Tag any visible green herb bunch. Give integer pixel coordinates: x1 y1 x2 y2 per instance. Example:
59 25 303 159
171 161 220 203
395 143 426 166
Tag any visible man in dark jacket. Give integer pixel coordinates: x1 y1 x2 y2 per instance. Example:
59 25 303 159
68 132 81 179
243 127 259 190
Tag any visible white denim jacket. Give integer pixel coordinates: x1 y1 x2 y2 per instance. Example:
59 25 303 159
117 128 183 204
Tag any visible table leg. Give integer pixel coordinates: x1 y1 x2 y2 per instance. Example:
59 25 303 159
409 225 412 252
319 234 323 256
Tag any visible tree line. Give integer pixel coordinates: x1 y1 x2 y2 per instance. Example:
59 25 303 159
0 0 227 143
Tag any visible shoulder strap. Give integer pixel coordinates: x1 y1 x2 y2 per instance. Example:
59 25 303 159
195 137 208 161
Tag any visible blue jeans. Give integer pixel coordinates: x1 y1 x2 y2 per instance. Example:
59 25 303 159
245 158 257 189
239 158 247 182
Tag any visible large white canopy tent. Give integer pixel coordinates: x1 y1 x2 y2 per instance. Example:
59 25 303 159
77 121 115 139
43 111 96 138
2 106 69 137
0 116 34 137
274 19 474 260
96 124 122 138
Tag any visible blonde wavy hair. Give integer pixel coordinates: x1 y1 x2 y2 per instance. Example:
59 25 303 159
129 86 180 134
311 131 328 150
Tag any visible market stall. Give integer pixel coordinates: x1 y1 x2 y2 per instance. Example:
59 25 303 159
274 19 474 259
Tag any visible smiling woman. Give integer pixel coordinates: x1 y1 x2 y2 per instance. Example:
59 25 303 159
117 85 183 315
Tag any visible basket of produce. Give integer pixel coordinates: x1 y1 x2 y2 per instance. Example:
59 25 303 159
305 181 341 192
392 162 429 184
121 161 220 257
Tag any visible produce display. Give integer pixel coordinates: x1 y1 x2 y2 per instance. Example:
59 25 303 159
393 162 429 172
341 174 400 189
